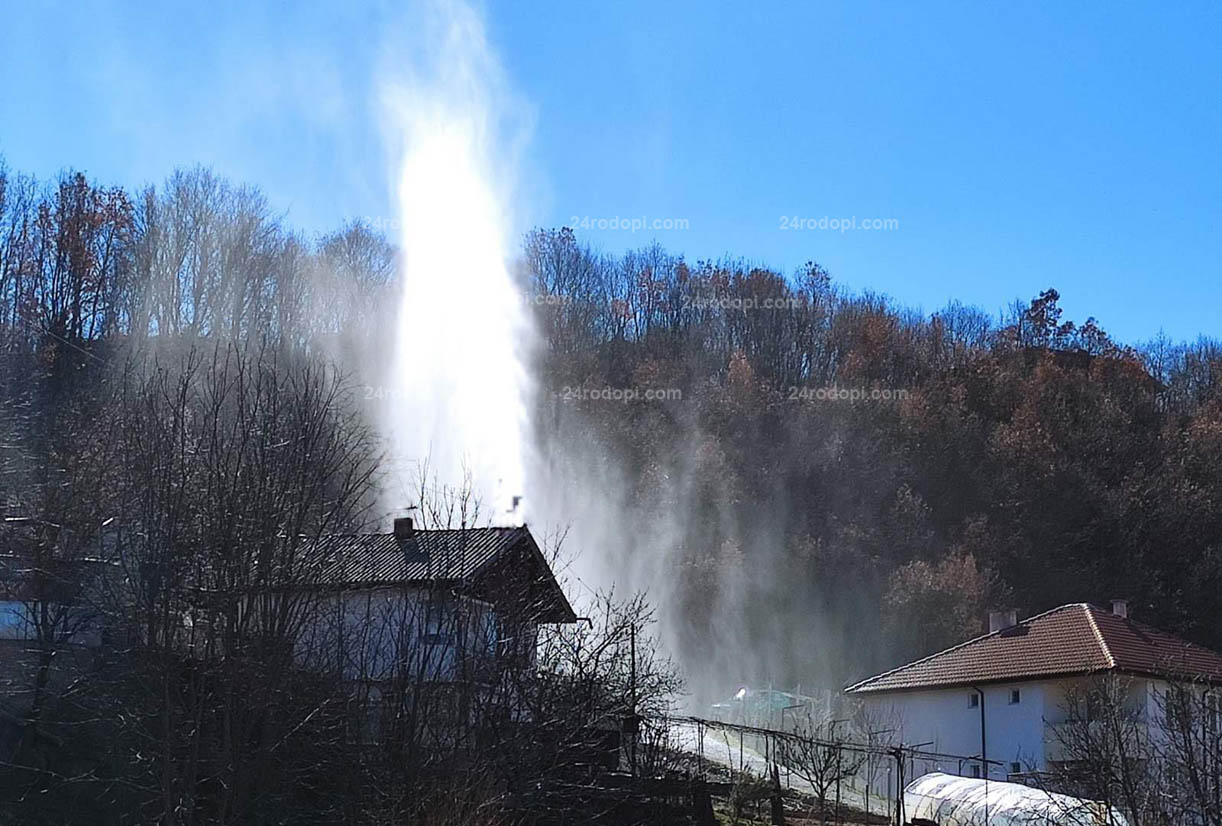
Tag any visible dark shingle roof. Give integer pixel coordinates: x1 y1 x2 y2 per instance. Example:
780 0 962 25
304 526 576 623
846 603 1222 694
313 527 526 585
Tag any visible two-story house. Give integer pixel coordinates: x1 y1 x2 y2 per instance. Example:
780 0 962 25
1 517 576 755
846 601 1222 782
294 518 577 738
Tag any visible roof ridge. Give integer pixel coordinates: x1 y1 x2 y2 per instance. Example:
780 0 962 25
845 603 1081 693
1087 603 1222 659
317 526 518 537
1082 603 1116 669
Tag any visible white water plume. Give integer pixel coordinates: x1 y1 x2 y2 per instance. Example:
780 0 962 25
371 1 795 708
379 0 535 524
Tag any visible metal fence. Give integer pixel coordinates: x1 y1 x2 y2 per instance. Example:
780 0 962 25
663 715 1006 825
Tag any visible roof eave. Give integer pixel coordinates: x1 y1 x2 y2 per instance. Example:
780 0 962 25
846 667 1108 696
513 528 578 624
846 665 1222 696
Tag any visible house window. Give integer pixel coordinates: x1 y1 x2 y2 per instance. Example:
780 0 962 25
0 601 33 640
1205 691 1222 731
968 693 979 708
1010 761 1022 774
420 600 454 645
1010 689 1021 704
970 765 981 778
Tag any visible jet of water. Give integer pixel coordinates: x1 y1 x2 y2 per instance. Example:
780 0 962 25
379 0 534 524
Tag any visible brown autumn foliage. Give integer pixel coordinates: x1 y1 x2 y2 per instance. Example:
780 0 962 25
1 160 1221 784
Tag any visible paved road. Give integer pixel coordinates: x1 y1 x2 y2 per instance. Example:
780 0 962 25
669 722 895 818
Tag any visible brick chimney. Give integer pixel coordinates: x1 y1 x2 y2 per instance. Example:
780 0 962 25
394 516 414 541
989 609 1018 634
1111 599 1129 619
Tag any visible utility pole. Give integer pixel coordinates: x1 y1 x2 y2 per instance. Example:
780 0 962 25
891 747 905 826
617 617 640 777
627 619 639 776
830 718 849 826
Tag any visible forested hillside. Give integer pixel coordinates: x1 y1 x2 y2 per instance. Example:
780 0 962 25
3 161 1221 693
526 226 1222 689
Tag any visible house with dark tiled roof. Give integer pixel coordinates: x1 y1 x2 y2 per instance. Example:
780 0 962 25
295 518 575 686
0 517 575 755
284 518 578 740
845 601 1222 782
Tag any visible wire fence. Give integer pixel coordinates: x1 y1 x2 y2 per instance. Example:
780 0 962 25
663 715 1007 825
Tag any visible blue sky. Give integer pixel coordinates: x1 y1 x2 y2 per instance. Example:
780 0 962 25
1 0 1219 344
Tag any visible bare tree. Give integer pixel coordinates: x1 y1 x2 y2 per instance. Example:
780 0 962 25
1042 675 1168 826
1157 680 1222 825
782 713 866 826
0 338 381 824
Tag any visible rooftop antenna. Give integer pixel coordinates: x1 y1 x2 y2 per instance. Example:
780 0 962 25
385 503 419 531
506 494 523 523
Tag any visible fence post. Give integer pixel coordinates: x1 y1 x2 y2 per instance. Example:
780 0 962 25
770 762 785 825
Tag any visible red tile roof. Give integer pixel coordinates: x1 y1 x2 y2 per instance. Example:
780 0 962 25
846 604 1222 694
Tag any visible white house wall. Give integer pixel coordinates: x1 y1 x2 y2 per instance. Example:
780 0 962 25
858 674 1179 789
296 586 496 683
860 681 1053 779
